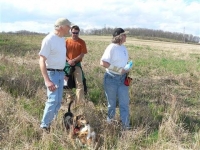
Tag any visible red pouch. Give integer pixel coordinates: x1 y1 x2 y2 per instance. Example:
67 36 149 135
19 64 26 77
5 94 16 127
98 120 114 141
124 76 132 86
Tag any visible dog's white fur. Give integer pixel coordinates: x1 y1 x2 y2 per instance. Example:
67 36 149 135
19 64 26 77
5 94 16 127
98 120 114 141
80 123 96 141
76 123 97 149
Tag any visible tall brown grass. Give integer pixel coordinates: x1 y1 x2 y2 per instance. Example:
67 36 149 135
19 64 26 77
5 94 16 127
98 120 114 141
1 34 200 149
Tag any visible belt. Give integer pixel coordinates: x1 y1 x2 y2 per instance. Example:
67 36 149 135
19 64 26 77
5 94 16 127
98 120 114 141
47 68 63 72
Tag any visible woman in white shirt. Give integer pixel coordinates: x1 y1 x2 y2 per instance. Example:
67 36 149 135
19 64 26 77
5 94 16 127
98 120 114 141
100 28 132 130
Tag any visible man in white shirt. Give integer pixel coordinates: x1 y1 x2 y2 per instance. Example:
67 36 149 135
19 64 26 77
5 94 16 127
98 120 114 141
39 18 73 133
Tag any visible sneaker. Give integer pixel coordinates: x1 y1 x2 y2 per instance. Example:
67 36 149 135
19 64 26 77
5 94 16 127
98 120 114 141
122 126 132 131
106 117 114 124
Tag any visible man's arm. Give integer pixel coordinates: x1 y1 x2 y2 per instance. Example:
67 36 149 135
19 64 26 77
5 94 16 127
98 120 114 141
72 53 84 63
39 55 57 91
67 53 84 66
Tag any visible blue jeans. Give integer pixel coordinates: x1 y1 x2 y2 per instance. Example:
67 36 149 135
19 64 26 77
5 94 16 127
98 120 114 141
40 70 65 128
103 72 130 127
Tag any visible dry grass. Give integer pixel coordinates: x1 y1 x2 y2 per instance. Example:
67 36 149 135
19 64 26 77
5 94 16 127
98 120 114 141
1 34 200 150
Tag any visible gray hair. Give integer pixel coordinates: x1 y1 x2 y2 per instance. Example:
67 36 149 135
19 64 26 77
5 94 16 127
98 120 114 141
54 25 68 31
54 25 62 30
54 18 72 30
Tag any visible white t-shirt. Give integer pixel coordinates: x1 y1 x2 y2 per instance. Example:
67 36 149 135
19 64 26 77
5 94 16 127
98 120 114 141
101 43 128 74
39 32 66 69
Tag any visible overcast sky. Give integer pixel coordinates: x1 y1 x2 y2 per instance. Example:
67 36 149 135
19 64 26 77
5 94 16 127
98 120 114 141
0 0 199 36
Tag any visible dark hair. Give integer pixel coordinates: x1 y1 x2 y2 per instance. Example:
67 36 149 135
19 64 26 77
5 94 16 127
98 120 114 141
113 28 125 37
71 25 80 31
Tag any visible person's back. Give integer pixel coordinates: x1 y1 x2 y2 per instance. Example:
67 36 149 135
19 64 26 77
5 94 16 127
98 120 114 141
41 32 66 69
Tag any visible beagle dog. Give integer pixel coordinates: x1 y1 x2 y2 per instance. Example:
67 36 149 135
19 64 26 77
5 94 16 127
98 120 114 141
63 101 97 148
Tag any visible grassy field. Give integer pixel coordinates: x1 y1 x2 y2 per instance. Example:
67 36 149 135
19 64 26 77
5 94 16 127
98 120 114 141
0 33 200 150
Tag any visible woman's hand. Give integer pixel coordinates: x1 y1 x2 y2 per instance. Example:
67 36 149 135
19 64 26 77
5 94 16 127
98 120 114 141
121 68 129 74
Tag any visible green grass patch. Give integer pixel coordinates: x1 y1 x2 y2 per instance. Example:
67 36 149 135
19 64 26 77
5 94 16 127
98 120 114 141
134 57 189 76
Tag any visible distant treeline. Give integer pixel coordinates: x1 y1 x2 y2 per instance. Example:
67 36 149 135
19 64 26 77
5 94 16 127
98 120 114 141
1 28 200 44
1 30 46 35
83 27 200 44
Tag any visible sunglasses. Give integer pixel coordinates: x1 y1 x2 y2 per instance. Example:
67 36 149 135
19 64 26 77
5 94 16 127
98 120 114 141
72 32 79 34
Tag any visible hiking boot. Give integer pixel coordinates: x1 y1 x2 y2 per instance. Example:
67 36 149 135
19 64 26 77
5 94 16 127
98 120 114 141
122 126 132 131
106 117 113 124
